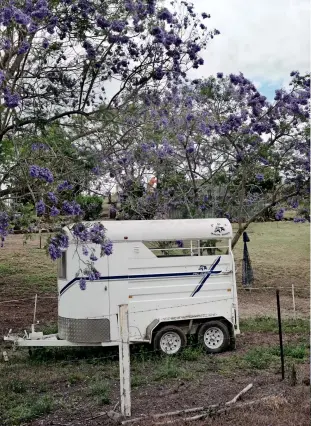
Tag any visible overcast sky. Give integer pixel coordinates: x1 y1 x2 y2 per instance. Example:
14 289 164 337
189 0 310 99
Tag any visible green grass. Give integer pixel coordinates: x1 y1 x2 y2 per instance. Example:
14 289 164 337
180 346 204 361
240 317 309 334
0 235 56 296
0 329 309 424
242 347 278 369
244 343 308 368
219 343 309 373
153 357 195 381
270 343 309 360
4 396 54 425
41 323 58 335
67 373 84 385
233 222 309 287
88 380 111 405
1 222 309 299
28 346 119 364
131 374 147 388
0 264 22 276
4 379 28 394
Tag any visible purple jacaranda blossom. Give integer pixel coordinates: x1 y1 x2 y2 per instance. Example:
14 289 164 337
58 181 73 191
50 206 60 216
0 71 5 86
176 240 184 248
90 253 98 261
18 41 30 55
42 38 49 49
62 201 83 216
29 166 54 183
79 278 87 290
0 212 10 247
102 240 113 255
3 90 20 108
2 39 11 50
36 200 46 216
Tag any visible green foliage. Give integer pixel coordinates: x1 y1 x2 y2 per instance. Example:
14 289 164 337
0 123 99 215
76 195 103 220
41 324 58 335
0 137 14 166
200 239 223 255
10 203 36 230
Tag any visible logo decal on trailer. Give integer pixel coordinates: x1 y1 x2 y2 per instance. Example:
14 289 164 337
211 223 230 236
191 256 222 297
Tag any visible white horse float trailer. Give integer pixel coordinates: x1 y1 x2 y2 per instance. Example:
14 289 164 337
4 219 239 354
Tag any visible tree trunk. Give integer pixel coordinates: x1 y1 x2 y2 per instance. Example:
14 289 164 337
231 189 300 250
231 225 246 249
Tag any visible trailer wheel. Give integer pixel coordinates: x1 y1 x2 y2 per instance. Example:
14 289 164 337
198 321 230 354
154 325 186 355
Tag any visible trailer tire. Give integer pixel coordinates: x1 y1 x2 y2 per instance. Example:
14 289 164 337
153 325 186 355
198 321 230 354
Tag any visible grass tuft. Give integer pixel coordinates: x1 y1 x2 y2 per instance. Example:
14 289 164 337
88 380 111 405
153 357 194 381
180 346 203 361
6 395 53 424
131 374 146 388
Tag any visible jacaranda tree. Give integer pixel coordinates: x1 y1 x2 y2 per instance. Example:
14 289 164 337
0 0 218 285
91 71 310 247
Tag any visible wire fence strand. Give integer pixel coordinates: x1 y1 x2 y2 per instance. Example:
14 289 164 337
0 285 306 305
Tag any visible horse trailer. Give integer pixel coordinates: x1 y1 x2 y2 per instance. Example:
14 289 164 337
5 218 240 355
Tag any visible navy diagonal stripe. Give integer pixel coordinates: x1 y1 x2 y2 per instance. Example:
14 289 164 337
191 256 222 297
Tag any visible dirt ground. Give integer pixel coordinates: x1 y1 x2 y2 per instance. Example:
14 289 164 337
0 226 309 426
1 328 309 426
29 377 309 426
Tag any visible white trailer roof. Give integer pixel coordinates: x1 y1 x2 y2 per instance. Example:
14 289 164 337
65 219 232 242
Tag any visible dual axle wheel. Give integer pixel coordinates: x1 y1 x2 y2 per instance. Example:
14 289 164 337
153 321 231 355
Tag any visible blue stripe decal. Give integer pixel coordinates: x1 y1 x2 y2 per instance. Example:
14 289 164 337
60 267 223 296
191 256 222 297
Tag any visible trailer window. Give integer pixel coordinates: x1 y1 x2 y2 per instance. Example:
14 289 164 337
144 241 191 257
57 251 67 279
143 239 229 257
199 239 229 255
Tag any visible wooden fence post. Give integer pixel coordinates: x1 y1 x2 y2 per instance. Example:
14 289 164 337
276 290 285 380
291 284 296 320
119 304 131 417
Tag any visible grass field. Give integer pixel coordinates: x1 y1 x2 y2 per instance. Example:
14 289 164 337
233 221 309 288
0 222 309 425
0 221 309 297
